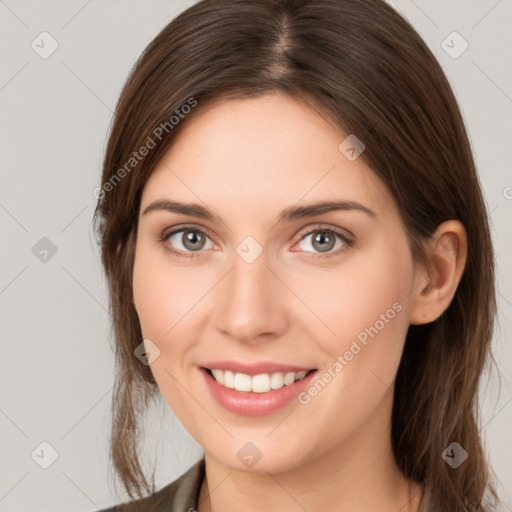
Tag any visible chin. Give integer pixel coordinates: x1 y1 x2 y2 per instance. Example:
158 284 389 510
203 436 314 476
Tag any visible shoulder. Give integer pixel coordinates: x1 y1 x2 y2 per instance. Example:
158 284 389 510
97 458 205 512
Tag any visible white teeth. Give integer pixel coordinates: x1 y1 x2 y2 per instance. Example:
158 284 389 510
252 374 271 393
283 372 296 385
208 368 310 392
211 369 224 385
270 372 285 390
234 373 252 392
223 370 235 388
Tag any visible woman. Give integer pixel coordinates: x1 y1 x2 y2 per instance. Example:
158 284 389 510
93 0 501 510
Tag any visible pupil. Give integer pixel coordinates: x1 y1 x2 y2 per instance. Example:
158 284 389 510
184 230 204 250
314 231 334 253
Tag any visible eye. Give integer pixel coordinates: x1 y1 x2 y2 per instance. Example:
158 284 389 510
294 226 354 259
159 226 215 258
157 224 354 260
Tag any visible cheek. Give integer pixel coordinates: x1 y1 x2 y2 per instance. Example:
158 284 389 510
288 241 414 443
132 254 171 339
338 252 411 342
132 244 201 420
131 241 220 412
132 242 208 340
292 233 414 368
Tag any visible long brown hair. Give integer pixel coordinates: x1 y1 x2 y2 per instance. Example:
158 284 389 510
93 0 501 509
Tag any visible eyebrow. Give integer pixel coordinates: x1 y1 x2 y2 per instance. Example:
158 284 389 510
141 199 377 224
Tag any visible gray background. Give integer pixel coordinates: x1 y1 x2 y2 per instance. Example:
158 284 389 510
0 1 510 510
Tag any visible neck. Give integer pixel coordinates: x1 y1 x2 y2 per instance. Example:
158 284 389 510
197 391 424 512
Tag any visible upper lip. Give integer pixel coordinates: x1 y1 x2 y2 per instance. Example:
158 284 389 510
200 360 316 376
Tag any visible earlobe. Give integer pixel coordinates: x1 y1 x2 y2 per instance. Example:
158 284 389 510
409 220 467 325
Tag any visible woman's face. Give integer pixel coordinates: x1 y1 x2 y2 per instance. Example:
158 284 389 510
133 92 420 473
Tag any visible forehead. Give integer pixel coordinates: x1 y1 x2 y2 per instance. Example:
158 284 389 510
140 93 396 222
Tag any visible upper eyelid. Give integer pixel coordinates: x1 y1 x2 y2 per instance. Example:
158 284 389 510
300 224 354 240
162 224 215 243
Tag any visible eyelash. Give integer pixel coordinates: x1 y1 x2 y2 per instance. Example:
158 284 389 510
156 224 355 260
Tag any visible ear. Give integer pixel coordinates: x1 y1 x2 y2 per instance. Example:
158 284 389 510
409 220 467 325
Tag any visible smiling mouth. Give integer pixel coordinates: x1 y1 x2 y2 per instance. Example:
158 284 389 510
202 367 316 393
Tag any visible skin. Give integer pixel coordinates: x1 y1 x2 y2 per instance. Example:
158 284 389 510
132 92 467 512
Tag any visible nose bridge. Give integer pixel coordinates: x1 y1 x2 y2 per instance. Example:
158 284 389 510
214 243 286 342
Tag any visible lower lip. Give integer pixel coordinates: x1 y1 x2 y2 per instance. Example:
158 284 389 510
200 367 317 416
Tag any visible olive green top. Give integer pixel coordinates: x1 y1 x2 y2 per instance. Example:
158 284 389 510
99 457 432 511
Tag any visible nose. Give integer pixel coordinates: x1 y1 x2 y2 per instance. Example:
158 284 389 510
213 249 289 344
